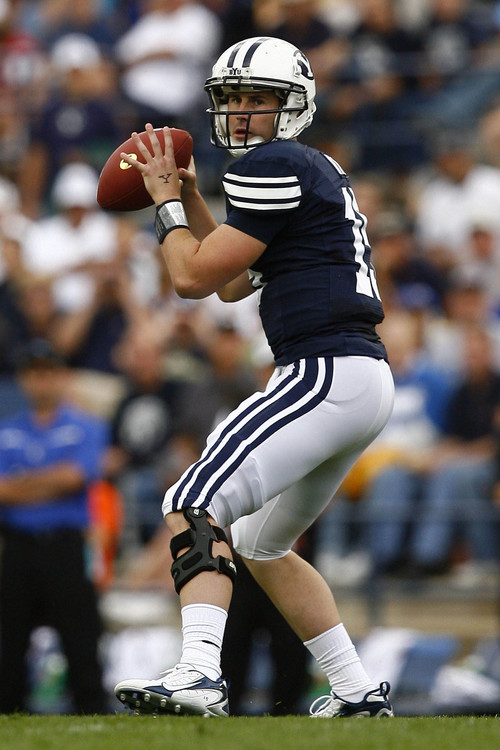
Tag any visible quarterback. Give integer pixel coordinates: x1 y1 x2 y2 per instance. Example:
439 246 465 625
115 37 395 718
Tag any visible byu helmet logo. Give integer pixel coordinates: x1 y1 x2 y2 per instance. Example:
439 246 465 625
293 50 314 80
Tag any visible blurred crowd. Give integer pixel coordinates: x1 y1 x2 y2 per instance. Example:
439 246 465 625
1 0 500 597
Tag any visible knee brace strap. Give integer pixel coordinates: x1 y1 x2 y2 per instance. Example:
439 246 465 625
170 508 237 594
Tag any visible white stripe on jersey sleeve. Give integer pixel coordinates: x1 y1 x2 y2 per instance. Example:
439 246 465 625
227 198 301 210
223 172 301 211
224 174 299 184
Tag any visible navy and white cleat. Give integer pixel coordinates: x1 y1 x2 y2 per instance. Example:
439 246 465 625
115 663 229 717
309 681 394 718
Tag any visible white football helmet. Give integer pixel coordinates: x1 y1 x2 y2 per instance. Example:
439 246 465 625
205 36 316 157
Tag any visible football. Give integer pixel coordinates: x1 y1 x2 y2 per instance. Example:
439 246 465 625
97 127 193 212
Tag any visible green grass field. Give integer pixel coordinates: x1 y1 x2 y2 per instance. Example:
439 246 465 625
1 715 500 750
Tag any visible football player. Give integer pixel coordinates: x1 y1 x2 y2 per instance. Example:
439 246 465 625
115 37 395 718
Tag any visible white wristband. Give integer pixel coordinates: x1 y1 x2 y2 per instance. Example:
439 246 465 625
154 200 189 244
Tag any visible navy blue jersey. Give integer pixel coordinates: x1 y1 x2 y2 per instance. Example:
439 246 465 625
222 140 387 365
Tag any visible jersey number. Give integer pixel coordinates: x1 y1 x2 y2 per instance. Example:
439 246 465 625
322 154 381 301
342 187 381 300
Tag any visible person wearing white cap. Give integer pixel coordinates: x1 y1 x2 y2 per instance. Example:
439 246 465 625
114 0 222 134
20 162 119 313
51 32 102 72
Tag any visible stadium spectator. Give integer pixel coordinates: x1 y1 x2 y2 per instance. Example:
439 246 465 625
131 261 211 385
17 33 121 217
347 315 500 581
20 162 131 315
114 0 221 135
348 0 424 95
355 310 454 576
408 323 500 579
414 0 498 130
419 0 494 90
103 329 193 551
177 321 258 454
423 265 500 375
0 180 46 392
369 206 446 313
318 0 427 170
53 261 150 375
460 216 500 304
1 276 60 365
0 338 108 714
0 177 45 387
412 130 500 274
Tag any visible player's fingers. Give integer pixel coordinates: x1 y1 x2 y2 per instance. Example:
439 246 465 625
145 123 164 158
162 126 176 161
129 131 152 162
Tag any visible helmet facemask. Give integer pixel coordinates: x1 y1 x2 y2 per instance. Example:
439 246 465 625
206 82 305 156
205 38 316 157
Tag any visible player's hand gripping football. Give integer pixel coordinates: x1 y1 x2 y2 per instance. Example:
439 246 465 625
120 123 192 206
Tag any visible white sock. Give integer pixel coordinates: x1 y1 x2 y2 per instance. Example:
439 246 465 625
180 604 228 681
304 623 375 701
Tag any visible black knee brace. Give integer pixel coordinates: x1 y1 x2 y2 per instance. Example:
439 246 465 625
170 508 237 594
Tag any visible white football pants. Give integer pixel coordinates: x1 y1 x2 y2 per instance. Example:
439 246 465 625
162 356 394 559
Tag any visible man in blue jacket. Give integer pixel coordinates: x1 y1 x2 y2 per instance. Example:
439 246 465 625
0 338 108 714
